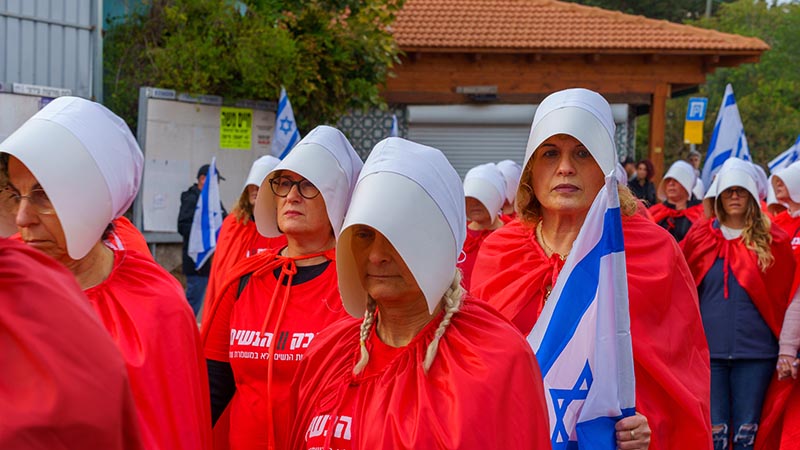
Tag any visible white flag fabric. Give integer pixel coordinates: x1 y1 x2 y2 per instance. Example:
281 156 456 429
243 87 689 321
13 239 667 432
188 157 223 270
528 175 636 449
768 134 800 174
271 86 301 159
701 84 751 187
389 114 399 137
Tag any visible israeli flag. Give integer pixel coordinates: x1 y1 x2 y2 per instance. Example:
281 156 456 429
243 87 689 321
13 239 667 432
768 134 800 174
529 175 636 450
389 114 399 137
272 86 301 159
701 84 751 187
188 157 224 270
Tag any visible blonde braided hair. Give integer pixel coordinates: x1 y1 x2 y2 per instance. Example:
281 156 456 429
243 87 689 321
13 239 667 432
351 270 466 376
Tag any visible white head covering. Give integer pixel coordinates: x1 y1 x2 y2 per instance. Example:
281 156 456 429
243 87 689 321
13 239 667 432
244 155 280 190
524 88 617 179
658 160 696 201
496 159 522 204
774 161 800 203
253 125 363 238
751 163 769 201
704 158 763 200
767 174 782 207
463 163 506 223
0 96 143 259
337 137 466 317
713 164 759 219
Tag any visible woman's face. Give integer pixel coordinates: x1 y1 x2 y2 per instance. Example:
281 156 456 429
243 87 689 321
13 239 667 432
6 157 70 264
350 225 423 304
465 197 491 227
273 170 333 238
530 134 605 218
636 163 648 181
773 176 790 202
720 186 751 220
247 184 259 206
664 178 689 204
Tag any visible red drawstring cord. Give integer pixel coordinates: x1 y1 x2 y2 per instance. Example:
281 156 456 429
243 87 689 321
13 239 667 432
720 241 731 299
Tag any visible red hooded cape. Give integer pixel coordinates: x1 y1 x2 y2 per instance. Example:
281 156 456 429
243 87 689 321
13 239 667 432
0 238 143 449
456 226 495 290
85 249 212 450
287 298 551 450
202 214 287 329
649 202 704 237
108 216 152 258
203 248 348 450
682 219 799 450
471 215 712 450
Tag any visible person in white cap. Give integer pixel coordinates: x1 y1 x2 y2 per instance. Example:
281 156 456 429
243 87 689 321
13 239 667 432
472 88 712 450
202 155 286 327
202 125 361 450
0 96 211 450
287 137 550 450
0 237 143 450
649 160 704 242
496 159 522 220
457 162 507 288
766 174 787 217
681 162 795 450
771 162 800 259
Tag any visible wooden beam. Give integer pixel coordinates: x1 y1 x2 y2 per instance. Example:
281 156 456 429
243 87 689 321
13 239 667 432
649 84 670 181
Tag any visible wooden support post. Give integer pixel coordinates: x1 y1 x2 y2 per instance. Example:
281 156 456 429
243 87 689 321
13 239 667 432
649 84 670 182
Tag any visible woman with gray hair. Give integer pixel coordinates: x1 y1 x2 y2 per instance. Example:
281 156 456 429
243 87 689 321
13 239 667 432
0 96 211 450
288 137 549 449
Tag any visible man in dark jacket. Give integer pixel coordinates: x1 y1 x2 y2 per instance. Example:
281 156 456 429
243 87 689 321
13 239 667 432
178 164 227 317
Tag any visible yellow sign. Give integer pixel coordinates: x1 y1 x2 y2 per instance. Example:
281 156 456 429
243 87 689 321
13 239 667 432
220 107 252 150
683 121 704 145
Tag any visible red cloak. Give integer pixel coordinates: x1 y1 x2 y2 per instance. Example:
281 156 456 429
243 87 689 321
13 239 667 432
0 238 143 449
85 249 212 450
456 226 494 290
202 214 287 329
203 249 348 450
107 216 152 258
288 298 551 450
682 218 797 450
471 215 712 450
649 202 704 238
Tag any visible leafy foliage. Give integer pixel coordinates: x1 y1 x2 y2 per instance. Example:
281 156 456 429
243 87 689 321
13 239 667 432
562 0 736 23
103 0 403 132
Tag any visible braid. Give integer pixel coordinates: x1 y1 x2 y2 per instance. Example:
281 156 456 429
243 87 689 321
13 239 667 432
353 296 377 375
423 270 465 373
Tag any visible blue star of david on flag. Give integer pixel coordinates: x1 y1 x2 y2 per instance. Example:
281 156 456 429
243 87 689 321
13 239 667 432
272 86 301 159
528 175 636 449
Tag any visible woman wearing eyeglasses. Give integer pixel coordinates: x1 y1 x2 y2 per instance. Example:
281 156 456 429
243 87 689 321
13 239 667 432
0 97 211 450
202 126 362 450
681 163 795 450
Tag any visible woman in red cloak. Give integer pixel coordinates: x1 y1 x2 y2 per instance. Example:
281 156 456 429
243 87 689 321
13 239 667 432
0 237 142 449
682 163 795 449
471 88 712 450
648 160 704 242
289 137 550 450
0 96 211 450
497 159 522 222
457 162 507 289
203 126 361 450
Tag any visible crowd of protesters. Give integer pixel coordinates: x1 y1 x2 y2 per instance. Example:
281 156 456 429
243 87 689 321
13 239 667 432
2 89 800 450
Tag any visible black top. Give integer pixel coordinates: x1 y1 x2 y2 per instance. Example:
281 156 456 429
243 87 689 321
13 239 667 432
657 198 703 242
627 178 657 207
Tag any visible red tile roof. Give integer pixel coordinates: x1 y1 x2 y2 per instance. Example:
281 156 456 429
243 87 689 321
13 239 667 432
394 0 769 53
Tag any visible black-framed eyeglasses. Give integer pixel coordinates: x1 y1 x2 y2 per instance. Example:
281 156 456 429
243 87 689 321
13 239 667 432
0 187 56 214
268 176 321 199
720 187 749 199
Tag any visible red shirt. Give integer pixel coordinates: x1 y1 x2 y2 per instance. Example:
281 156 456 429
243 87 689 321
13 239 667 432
85 249 212 450
289 299 551 450
204 252 347 450
456 226 494 290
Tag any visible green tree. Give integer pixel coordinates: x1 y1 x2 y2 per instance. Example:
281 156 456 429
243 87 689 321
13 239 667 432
562 0 736 23
103 0 403 132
